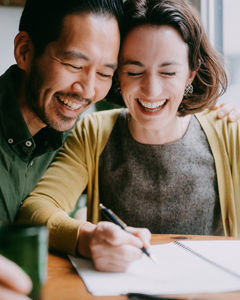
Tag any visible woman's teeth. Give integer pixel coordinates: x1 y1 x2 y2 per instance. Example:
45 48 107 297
57 96 82 111
138 99 166 110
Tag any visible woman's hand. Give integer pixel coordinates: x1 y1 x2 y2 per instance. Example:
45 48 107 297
77 221 151 272
212 102 240 122
0 255 32 300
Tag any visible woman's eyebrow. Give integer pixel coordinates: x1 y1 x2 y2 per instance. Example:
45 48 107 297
122 60 143 67
160 61 181 67
122 60 181 67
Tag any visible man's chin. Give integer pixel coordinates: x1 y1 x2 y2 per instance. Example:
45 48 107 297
49 118 78 132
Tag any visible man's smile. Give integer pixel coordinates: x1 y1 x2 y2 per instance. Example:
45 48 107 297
56 94 91 111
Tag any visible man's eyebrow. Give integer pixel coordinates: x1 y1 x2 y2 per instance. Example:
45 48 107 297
106 63 118 71
60 50 117 71
60 50 89 60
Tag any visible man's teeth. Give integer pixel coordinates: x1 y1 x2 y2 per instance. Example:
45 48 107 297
57 96 82 111
138 99 166 109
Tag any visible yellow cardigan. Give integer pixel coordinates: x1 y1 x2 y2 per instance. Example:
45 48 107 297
18 109 240 255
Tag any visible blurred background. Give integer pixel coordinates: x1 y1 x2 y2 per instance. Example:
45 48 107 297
0 0 239 108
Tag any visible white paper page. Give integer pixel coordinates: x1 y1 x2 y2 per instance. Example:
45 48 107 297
69 241 240 296
180 240 240 275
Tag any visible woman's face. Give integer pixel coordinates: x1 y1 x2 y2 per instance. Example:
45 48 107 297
118 25 196 131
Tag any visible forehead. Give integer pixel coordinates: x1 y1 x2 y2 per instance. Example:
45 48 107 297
52 13 120 61
60 12 119 37
120 25 189 63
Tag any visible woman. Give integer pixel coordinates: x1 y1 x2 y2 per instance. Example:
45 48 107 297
18 0 240 272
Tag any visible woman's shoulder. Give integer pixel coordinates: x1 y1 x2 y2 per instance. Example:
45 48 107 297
195 108 240 142
71 108 125 143
196 108 239 126
79 108 124 127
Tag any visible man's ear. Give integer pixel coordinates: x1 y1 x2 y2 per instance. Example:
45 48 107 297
14 32 34 72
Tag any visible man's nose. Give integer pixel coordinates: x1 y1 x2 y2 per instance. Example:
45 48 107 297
72 70 95 100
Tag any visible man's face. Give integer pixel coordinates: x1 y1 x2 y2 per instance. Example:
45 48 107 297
26 13 120 132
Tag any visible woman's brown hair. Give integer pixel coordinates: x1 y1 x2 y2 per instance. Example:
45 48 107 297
106 0 228 116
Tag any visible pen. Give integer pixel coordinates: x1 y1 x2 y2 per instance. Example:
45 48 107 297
99 203 158 263
127 293 180 300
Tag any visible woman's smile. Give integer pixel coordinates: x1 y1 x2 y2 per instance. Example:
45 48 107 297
137 98 167 112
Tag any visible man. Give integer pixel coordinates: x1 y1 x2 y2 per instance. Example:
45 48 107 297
0 0 123 297
0 0 122 221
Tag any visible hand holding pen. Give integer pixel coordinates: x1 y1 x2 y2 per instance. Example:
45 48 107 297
99 203 158 264
78 206 153 272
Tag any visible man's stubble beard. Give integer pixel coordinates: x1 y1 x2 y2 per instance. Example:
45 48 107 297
26 61 76 132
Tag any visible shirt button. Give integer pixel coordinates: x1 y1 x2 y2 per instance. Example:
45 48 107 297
25 140 32 147
8 138 14 144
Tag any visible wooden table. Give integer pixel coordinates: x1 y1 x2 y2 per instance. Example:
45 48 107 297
41 234 240 300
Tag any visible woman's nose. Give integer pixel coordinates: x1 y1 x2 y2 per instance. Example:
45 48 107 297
141 74 162 98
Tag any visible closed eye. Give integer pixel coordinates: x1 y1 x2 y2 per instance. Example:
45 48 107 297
128 72 143 76
62 63 82 70
97 72 112 78
69 64 83 70
161 72 176 76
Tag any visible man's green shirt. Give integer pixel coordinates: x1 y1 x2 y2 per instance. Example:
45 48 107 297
0 65 68 221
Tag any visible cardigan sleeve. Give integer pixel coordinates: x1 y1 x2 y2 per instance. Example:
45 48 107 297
17 109 121 255
196 109 240 236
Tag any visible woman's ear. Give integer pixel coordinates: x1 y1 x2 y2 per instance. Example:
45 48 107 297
188 69 197 86
188 60 201 85
14 32 34 72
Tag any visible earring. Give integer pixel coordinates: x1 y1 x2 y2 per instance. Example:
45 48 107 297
184 84 193 97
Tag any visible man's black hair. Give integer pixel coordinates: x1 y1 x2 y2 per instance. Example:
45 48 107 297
19 0 124 56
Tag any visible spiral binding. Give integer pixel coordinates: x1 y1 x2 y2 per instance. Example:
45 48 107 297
174 241 240 280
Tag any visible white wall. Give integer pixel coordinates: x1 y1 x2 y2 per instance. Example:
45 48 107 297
223 0 240 55
220 0 240 104
0 6 23 75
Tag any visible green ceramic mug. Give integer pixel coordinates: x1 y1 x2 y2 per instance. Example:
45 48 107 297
0 223 48 300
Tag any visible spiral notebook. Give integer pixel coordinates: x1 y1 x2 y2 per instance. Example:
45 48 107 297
69 240 240 296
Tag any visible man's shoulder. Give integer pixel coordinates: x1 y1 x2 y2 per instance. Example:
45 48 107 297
0 65 19 86
0 65 20 107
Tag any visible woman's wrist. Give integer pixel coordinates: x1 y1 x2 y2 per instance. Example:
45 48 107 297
77 222 96 258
